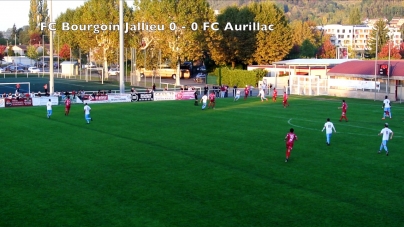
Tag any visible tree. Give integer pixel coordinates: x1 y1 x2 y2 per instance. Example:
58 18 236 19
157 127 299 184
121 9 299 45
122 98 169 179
26 45 39 62
207 6 256 68
367 19 389 57
317 35 336 58
378 41 401 59
7 45 15 56
0 45 6 61
135 0 214 70
249 2 293 64
348 8 361 25
29 0 39 33
59 43 71 60
29 32 42 45
288 20 320 59
300 39 317 58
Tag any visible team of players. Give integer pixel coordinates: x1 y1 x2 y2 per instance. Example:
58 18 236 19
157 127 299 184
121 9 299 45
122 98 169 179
199 88 394 162
45 96 92 124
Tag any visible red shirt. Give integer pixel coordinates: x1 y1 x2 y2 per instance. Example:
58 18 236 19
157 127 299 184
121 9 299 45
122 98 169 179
273 90 277 97
244 87 249 94
65 99 71 107
209 93 215 101
283 93 288 100
341 102 347 111
285 132 297 145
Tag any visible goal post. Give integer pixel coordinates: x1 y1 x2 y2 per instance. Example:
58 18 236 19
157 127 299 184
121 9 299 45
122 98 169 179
0 82 30 95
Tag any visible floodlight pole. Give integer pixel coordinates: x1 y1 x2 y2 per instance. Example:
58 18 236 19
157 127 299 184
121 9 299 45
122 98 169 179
374 34 378 101
49 0 54 94
119 0 125 93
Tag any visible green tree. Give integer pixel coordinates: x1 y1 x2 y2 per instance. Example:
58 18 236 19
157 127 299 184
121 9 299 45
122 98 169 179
249 2 293 64
7 45 15 56
29 0 39 33
300 39 317 58
26 45 39 61
348 7 361 25
207 6 256 68
368 19 389 57
135 0 214 69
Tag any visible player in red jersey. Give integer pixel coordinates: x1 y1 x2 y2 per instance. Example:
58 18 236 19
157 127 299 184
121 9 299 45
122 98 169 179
272 88 277 102
282 91 289 108
64 96 71 116
338 100 348 122
208 91 216 109
244 85 249 100
284 128 298 162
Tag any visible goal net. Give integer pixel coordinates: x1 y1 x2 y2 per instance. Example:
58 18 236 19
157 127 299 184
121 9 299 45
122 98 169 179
0 82 31 96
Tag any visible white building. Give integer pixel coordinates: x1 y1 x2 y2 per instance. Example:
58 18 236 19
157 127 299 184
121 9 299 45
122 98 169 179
317 19 403 56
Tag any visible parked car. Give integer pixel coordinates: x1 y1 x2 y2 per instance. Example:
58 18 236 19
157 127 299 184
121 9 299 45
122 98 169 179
194 72 206 82
0 68 5 73
10 66 25 73
28 67 41 73
108 68 120 76
84 62 96 68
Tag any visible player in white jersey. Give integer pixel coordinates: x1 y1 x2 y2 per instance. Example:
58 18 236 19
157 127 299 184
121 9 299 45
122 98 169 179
382 95 391 119
378 123 393 155
321 118 336 146
257 89 268 102
84 103 92 124
46 99 52 119
234 89 241 101
200 94 208 110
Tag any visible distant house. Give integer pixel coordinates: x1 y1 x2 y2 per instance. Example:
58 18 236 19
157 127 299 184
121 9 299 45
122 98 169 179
5 45 28 56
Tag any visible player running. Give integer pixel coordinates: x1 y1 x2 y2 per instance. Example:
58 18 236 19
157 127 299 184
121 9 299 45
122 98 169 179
234 89 241 101
284 128 298 162
200 93 208 110
244 85 249 100
208 91 216 109
378 123 393 156
338 100 348 122
283 91 289 108
257 89 268 102
382 95 391 119
65 96 71 116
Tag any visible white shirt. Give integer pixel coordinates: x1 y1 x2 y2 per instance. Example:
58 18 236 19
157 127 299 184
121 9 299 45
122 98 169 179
259 90 265 96
236 90 240 95
383 99 390 108
84 105 91 115
201 95 208 103
380 128 392 140
46 101 52 110
323 122 336 134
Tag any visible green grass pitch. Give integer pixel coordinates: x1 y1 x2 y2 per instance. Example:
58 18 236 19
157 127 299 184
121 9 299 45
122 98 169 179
1 95 403 227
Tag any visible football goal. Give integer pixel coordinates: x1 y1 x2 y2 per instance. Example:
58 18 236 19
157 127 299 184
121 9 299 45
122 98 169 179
0 82 31 95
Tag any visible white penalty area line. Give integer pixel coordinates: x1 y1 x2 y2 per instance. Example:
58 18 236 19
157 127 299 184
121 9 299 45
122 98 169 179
287 118 402 138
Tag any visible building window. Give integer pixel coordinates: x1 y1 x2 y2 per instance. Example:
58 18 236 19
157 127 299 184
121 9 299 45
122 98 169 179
337 29 339 33
347 35 350 38
342 29 345 33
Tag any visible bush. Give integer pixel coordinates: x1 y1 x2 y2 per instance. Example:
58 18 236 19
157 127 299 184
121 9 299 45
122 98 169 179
212 67 267 86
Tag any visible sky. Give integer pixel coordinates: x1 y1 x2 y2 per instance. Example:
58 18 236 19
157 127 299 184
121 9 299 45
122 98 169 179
0 0 134 32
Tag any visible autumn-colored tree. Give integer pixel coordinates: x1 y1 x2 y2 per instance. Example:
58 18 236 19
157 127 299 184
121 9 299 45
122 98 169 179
317 35 336 58
59 43 71 60
26 45 39 61
134 0 212 69
29 32 42 45
399 42 404 59
249 1 293 64
0 45 6 61
300 39 317 58
378 41 401 59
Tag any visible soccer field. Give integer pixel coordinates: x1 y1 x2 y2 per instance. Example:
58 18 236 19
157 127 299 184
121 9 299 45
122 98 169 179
1 96 403 227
